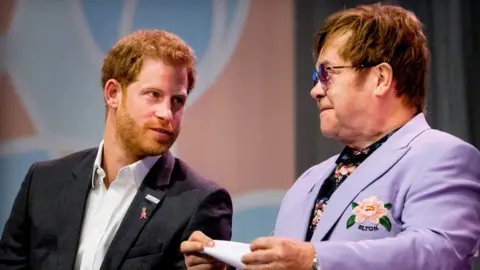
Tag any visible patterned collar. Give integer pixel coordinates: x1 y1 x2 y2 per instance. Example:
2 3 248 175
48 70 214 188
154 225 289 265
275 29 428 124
335 128 400 166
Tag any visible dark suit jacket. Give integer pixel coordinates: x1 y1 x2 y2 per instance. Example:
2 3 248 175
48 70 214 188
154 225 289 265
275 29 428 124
0 148 233 269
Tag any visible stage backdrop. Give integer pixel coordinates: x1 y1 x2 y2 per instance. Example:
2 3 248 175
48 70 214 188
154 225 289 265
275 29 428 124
0 0 295 243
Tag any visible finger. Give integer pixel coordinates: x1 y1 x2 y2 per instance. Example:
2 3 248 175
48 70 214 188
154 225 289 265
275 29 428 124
244 262 276 270
180 240 206 253
187 261 226 270
188 230 215 246
249 236 278 251
186 253 221 266
242 249 277 265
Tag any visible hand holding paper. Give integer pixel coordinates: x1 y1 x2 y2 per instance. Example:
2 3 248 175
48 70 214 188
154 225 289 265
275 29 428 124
202 240 252 269
180 231 228 270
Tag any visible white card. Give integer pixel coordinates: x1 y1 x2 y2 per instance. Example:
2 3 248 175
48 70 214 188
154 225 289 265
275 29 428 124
202 240 252 269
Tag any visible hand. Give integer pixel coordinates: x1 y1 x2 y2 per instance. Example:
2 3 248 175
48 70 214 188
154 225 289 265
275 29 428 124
241 237 316 270
180 230 227 270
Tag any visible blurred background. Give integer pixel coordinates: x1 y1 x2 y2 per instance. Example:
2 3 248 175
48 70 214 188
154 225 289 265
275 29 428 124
0 0 479 268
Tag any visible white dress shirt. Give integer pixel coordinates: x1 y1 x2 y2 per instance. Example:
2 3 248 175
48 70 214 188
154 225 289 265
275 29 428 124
74 141 160 270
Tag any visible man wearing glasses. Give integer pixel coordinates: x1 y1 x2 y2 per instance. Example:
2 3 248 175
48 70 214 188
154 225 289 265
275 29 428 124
181 3 480 270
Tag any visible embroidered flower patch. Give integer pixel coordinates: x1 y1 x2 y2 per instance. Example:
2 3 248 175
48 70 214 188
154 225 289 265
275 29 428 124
346 196 393 232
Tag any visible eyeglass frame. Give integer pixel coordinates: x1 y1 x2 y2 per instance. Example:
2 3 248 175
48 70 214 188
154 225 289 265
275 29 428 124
312 63 378 88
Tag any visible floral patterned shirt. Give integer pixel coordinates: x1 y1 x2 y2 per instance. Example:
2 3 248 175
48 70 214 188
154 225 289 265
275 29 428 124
304 129 399 241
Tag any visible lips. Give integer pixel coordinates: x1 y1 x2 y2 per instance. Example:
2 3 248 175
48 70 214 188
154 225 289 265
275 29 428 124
319 108 333 113
149 128 173 136
317 102 332 112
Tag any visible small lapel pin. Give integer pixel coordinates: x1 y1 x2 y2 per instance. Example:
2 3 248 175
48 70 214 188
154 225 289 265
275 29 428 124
145 194 160 204
140 207 147 219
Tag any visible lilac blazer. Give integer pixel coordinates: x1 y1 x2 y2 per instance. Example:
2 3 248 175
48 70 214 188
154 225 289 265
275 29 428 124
273 113 480 270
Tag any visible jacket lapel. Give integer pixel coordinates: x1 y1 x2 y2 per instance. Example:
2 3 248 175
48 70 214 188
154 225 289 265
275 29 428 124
100 151 175 270
287 162 336 240
311 146 409 241
56 148 97 269
311 113 431 241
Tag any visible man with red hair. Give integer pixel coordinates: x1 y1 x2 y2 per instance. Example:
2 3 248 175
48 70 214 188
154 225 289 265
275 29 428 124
0 29 233 269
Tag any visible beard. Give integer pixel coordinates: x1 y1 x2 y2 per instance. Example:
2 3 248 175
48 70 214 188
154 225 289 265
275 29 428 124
115 104 179 158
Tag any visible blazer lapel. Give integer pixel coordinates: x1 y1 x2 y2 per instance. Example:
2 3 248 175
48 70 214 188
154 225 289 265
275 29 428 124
311 145 409 241
56 149 97 269
311 113 432 241
287 163 336 241
101 151 175 270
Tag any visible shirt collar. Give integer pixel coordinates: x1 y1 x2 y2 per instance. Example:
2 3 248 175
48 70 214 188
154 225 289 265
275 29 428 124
335 126 401 165
91 140 161 188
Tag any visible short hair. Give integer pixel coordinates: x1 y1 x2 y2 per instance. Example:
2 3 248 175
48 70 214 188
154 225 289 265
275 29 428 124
313 3 430 112
101 29 196 93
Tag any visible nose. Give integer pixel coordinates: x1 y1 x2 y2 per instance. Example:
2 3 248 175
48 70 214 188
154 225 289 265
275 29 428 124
154 100 173 121
310 81 326 100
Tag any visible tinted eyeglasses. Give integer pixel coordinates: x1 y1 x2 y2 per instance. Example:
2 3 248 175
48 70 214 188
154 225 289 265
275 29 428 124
312 64 376 88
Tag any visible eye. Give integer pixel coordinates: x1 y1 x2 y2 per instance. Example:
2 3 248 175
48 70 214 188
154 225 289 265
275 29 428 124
172 96 185 105
148 91 161 98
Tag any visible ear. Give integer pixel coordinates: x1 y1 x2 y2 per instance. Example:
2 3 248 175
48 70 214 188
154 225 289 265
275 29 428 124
104 79 122 109
373 62 393 97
